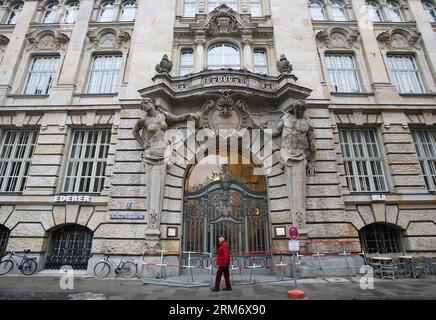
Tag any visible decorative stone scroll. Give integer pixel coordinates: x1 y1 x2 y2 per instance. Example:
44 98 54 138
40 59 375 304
26 29 69 51
87 27 131 49
316 26 360 49
377 27 421 50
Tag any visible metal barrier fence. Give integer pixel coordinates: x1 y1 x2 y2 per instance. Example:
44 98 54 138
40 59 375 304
140 240 365 287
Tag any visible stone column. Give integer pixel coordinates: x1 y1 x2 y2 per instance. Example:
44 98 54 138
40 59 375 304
242 35 254 72
351 0 397 98
0 0 39 104
49 0 94 105
144 160 167 250
408 0 436 83
284 159 308 235
194 35 206 72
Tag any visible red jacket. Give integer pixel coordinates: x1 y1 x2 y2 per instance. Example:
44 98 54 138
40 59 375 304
216 241 230 267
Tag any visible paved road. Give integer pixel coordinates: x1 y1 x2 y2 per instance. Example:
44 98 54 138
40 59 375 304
0 276 436 300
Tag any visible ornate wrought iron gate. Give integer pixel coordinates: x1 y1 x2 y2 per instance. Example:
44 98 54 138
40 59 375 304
183 179 269 254
46 224 93 269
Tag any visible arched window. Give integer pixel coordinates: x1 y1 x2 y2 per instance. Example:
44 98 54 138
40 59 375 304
208 0 237 12
180 49 194 76
99 0 115 22
64 1 79 24
6 2 23 25
309 0 326 21
46 224 93 269
208 44 240 70
253 49 268 75
42 1 59 24
0 225 10 257
359 223 403 254
119 0 136 21
367 1 383 22
422 1 436 22
387 0 404 22
331 0 348 21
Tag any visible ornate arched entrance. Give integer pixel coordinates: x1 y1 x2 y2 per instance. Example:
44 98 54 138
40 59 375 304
183 150 270 254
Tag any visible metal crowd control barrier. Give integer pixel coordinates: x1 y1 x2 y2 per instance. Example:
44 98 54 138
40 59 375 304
141 250 213 287
139 240 365 287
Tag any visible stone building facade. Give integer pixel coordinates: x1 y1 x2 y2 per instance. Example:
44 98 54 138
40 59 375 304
0 0 435 275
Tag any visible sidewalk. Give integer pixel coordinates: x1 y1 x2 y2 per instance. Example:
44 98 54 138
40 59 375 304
0 276 435 300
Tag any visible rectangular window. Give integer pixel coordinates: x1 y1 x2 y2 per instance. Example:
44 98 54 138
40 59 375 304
87 54 122 94
0 130 38 192
250 0 262 17
325 54 361 93
180 49 194 76
24 56 60 95
208 0 237 12
184 0 196 17
339 128 387 192
387 54 424 94
63 129 111 193
411 129 436 191
253 49 268 75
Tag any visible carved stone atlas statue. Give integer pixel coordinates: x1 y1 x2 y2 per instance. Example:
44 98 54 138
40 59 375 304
133 97 200 163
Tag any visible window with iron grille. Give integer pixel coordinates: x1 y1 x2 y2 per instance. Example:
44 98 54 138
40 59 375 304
339 128 387 192
184 0 196 17
23 56 60 95
411 129 436 191
180 49 194 76
0 225 10 257
46 224 93 270
63 129 111 193
87 54 122 94
359 223 402 254
325 54 361 93
0 130 38 193
387 54 424 94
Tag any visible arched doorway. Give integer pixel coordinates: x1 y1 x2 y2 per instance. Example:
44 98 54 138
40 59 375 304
46 224 93 269
359 223 403 254
183 149 269 254
0 225 10 257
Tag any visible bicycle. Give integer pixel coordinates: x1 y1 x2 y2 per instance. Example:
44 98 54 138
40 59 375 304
94 250 137 279
0 250 38 276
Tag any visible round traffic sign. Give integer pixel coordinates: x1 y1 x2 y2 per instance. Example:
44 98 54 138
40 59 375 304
288 226 299 240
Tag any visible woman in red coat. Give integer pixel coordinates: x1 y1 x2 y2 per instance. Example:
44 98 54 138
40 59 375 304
211 235 232 291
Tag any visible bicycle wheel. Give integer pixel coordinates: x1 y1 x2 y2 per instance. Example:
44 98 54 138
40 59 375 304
119 261 137 279
94 261 111 278
21 259 37 276
0 260 14 275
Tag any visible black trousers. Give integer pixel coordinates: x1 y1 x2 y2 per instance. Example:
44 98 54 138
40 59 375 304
214 266 231 289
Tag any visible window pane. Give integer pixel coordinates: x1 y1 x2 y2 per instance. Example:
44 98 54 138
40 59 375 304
388 55 424 94
119 1 136 21
422 1 436 22
7 2 23 24
387 1 403 22
339 128 387 192
24 56 60 95
42 2 59 23
332 0 347 21
87 54 122 94
180 50 194 76
250 0 262 17
309 0 326 20
367 1 383 22
208 0 237 12
253 50 267 75
184 0 196 17
63 129 111 193
0 130 38 192
208 44 240 69
325 54 361 93
411 129 436 191
64 1 79 24
99 1 115 22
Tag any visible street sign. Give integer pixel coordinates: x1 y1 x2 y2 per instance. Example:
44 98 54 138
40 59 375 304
288 240 300 252
288 226 299 240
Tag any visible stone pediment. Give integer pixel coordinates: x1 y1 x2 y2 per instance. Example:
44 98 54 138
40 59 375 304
192 4 255 36
139 69 312 106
